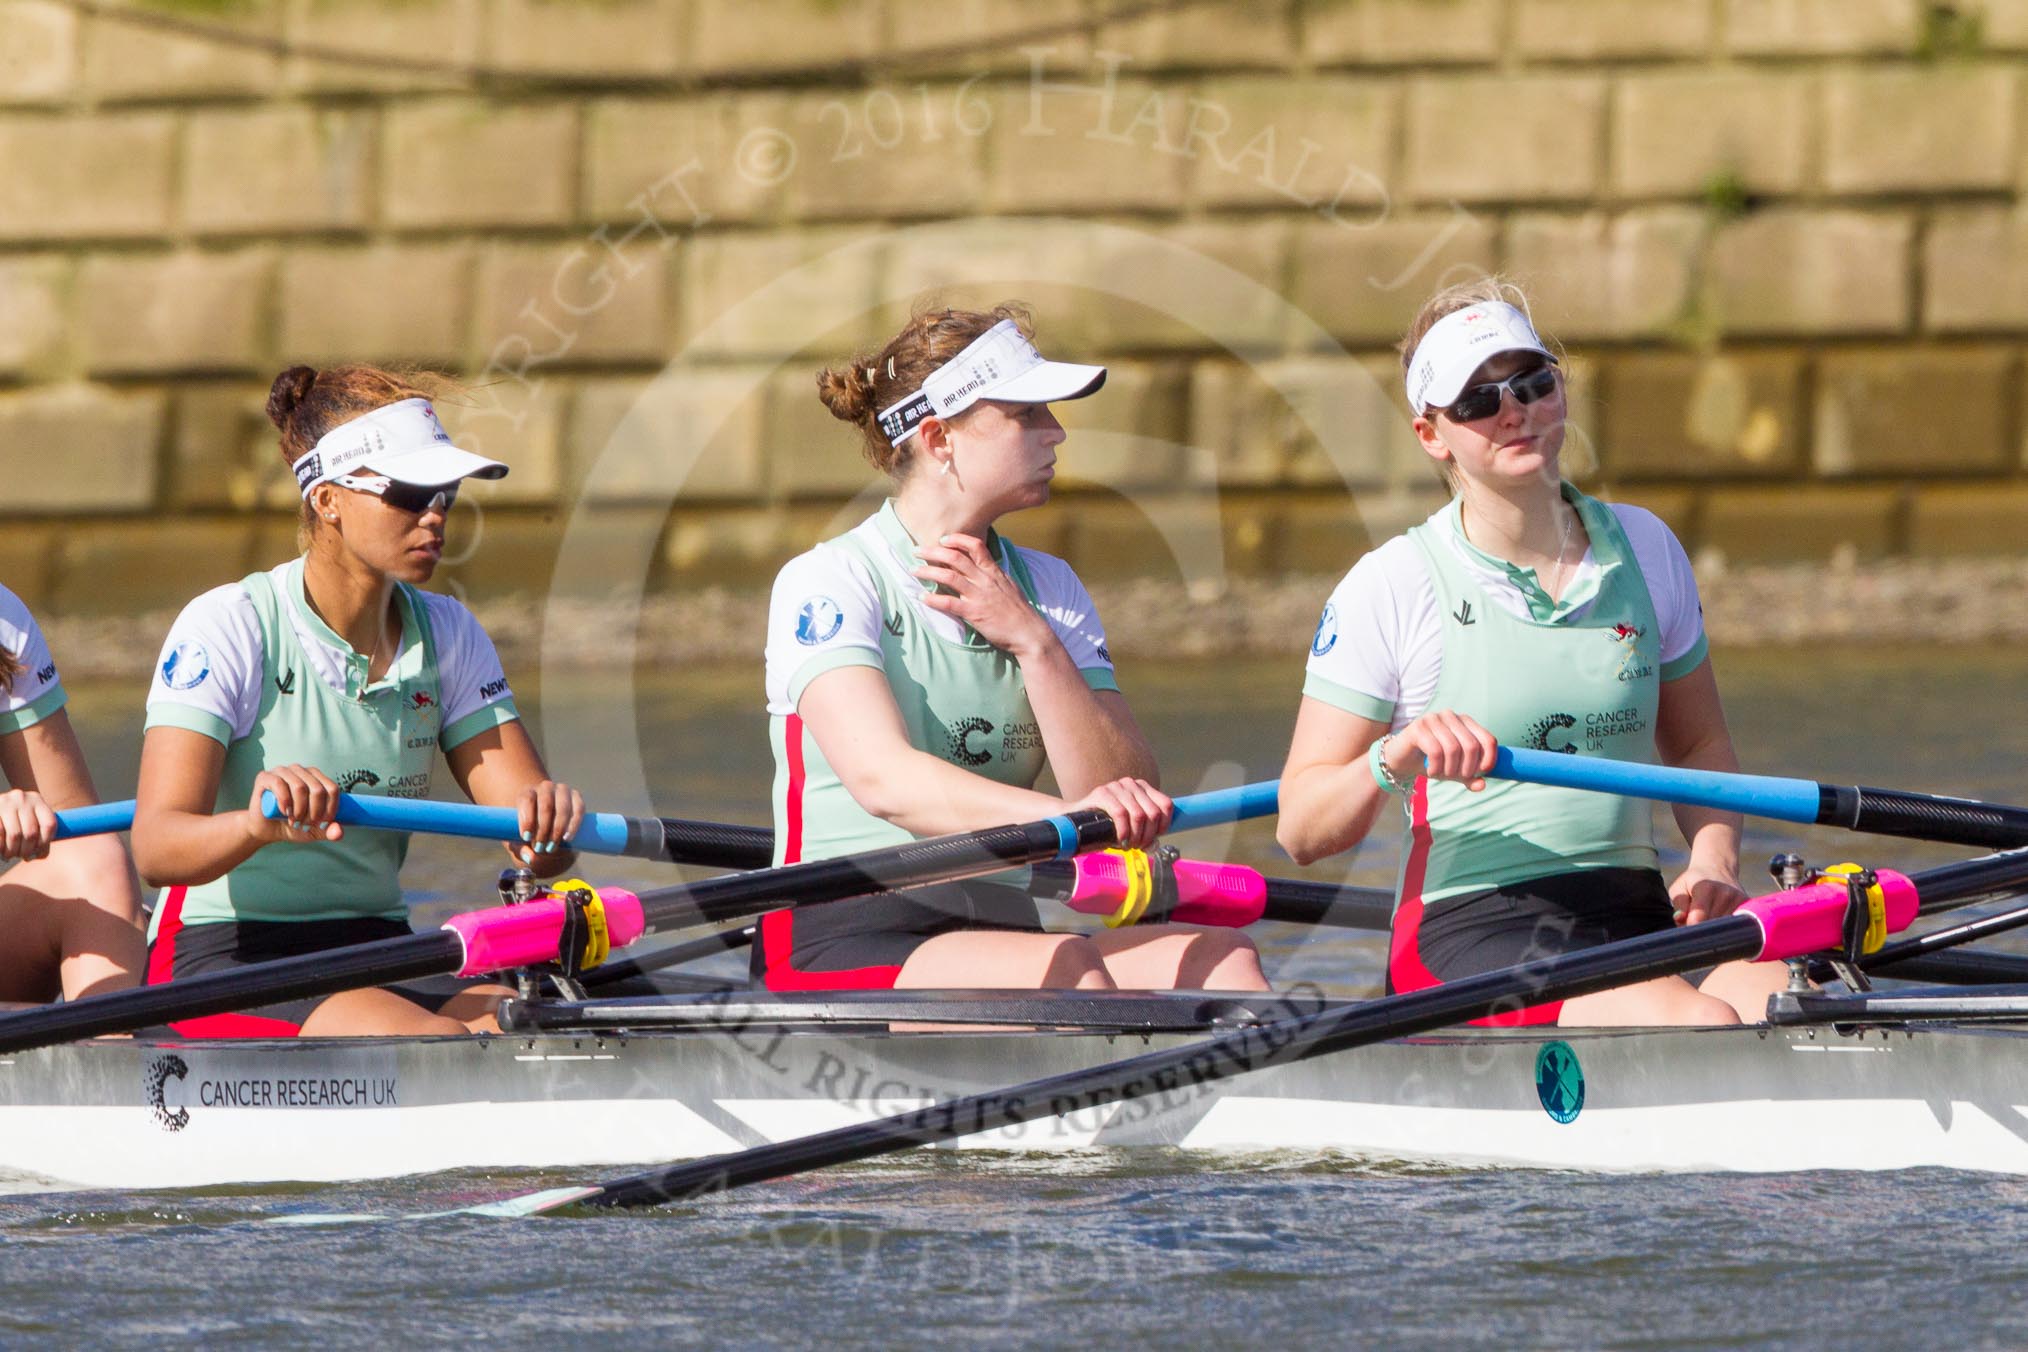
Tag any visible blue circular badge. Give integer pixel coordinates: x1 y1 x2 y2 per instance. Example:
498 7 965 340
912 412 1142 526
160 641 211 691
794 596 844 646
1310 602 1338 658
1535 1040 1584 1124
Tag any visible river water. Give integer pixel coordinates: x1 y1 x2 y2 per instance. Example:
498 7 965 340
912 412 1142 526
3 649 2025 1348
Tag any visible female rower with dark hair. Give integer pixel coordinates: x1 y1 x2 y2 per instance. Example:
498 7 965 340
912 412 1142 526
0 596 145 1006
756 303 1266 993
1277 279 1786 1027
130 364 584 1037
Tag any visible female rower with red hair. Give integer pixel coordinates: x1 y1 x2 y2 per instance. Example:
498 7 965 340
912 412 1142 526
757 303 1265 994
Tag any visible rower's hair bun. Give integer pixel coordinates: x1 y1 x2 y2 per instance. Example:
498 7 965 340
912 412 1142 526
819 300 1034 476
815 363 877 427
266 364 320 433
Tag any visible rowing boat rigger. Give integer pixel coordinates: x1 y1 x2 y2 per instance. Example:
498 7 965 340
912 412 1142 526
11 979 2028 1193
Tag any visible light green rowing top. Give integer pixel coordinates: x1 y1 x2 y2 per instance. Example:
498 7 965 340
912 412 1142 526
1397 485 1670 906
145 561 515 931
770 503 1117 865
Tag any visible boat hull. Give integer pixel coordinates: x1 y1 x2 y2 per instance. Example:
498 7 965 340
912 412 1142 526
5 1020 2028 1191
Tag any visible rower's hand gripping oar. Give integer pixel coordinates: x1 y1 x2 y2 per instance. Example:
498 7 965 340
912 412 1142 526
0 781 1280 1056
1490 747 2028 851
470 850 1942 1214
19 799 136 840
258 791 771 869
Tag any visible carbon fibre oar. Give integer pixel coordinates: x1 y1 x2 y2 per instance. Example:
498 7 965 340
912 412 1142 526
1491 747 2028 851
579 866 1395 989
258 792 772 869
0 782 1278 1055
468 850 1970 1214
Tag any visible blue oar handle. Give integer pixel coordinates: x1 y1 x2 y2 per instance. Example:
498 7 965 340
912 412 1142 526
53 799 136 840
1489 747 1821 824
1170 780 1280 835
259 792 636 855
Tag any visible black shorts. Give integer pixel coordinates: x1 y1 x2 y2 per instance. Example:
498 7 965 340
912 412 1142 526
147 915 494 1037
1389 867 1678 1024
752 879 1044 990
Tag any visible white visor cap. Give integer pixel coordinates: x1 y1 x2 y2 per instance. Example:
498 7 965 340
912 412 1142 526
877 319 1107 447
1403 301 1558 413
293 398 508 498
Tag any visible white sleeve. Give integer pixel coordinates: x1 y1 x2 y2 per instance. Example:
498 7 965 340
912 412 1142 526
764 545 886 715
1302 537 1440 727
423 593 516 732
1611 504 1707 671
145 585 265 744
1019 549 1114 677
0 586 60 720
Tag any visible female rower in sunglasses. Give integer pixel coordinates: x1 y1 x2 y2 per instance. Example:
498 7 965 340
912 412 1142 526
1277 280 1785 1027
754 303 1265 993
130 364 583 1037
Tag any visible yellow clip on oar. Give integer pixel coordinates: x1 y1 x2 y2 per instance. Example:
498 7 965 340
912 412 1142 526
549 878 612 970
1101 848 1155 929
1817 862 1890 954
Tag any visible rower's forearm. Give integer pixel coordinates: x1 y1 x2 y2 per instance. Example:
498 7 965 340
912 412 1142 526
1277 759 1390 865
131 809 263 888
1676 807 1744 879
845 750 1064 839
1663 729 1745 878
1018 647 1158 794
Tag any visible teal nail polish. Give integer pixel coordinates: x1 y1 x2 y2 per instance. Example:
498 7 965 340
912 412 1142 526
520 829 531 842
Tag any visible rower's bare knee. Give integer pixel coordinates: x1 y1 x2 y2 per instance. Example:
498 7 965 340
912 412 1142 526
1696 959 1789 1025
1089 925 1269 992
1559 976 1740 1028
897 932 1114 990
300 987 470 1037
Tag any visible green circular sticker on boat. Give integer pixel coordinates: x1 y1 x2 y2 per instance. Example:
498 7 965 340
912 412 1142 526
1535 1041 1584 1123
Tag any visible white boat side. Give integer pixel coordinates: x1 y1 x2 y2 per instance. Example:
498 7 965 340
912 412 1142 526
5 1012 2028 1192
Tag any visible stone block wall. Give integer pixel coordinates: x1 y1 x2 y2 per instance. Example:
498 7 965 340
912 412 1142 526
3 0 2028 616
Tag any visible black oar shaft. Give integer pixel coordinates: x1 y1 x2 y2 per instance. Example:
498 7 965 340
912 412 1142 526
649 818 772 870
1820 787 2028 852
0 811 1120 1055
1873 951 2028 984
586 916 1759 1207
0 932 464 1055
1252 877 1394 931
1864 894 2028 971
583 926 756 986
629 812 1116 935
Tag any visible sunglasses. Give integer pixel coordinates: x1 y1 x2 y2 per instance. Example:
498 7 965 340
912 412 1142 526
335 474 458 515
1437 363 1559 424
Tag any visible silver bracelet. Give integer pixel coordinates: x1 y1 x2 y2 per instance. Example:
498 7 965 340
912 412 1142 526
1370 732 1412 795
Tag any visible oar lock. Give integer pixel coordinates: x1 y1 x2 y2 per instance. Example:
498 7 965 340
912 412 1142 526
1768 853 1888 993
496 867 615 1001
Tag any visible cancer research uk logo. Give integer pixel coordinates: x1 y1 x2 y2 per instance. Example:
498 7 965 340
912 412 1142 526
160 642 210 691
795 596 845 646
1310 603 1338 658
